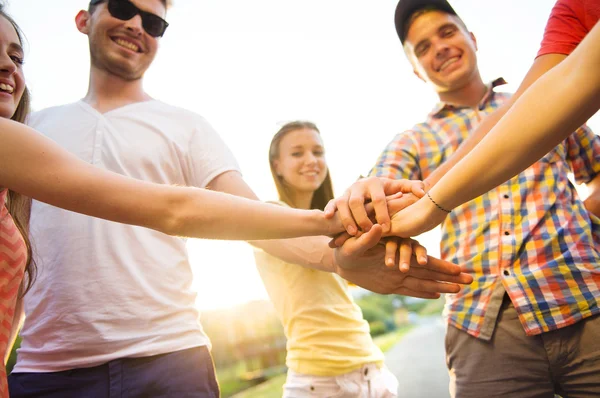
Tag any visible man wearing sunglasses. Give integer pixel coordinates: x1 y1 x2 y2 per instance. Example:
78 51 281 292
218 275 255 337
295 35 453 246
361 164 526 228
6 0 474 397
6 0 231 396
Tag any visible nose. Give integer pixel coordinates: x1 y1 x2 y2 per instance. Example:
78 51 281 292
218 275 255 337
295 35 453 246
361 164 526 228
305 152 317 165
433 39 451 60
0 51 17 76
123 14 144 36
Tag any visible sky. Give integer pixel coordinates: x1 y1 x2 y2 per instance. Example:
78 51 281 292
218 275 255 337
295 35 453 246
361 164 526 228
6 0 599 310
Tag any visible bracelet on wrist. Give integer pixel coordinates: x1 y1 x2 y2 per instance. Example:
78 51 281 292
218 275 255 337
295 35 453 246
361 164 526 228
426 191 451 213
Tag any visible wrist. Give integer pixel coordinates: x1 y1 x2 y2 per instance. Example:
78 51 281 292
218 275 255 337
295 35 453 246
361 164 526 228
425 191 451 214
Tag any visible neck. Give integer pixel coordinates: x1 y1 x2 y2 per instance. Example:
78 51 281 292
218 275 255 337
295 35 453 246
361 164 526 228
83 66 151 113
290 190 314 210
437 73 487 108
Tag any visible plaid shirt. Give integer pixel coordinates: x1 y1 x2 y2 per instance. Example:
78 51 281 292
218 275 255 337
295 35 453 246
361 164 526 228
370 80 600 340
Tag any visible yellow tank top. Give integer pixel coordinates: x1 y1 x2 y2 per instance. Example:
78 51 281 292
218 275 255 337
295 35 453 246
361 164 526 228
254 208 383 375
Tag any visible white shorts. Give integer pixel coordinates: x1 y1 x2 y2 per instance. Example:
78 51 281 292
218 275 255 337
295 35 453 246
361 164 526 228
283 363 399 397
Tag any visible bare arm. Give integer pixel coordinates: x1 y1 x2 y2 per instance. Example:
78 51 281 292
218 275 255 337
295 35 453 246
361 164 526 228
390 23 600 237
430 22 600 209
206 170 339 272
0 118 342 241
423 53 567 190
207 170 472 295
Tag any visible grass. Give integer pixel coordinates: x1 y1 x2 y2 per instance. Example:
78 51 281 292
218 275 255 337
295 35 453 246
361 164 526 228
217 361 266 398
230 325 414 398
231 374 287 398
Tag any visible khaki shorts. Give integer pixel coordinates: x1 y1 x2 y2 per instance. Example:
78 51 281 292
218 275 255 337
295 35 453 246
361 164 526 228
446 295 600 398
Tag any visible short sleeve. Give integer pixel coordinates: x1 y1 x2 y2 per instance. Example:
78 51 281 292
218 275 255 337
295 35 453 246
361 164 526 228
564 124 600 185
537 0 588 57
185 116 241 188
368 131 422 180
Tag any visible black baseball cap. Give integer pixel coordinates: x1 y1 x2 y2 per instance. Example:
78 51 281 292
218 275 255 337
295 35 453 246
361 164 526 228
395 0 458 44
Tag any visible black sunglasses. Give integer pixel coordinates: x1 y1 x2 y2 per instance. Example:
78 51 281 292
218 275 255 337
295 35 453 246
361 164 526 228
89 0 169 38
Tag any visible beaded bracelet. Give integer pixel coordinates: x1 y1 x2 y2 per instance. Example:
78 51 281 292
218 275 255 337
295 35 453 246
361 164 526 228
426 191 451 213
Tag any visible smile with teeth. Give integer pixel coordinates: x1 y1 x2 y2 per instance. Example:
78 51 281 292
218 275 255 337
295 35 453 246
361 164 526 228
0 83 14 94
302 171 320 177
438 56 461 72
114 38 140 53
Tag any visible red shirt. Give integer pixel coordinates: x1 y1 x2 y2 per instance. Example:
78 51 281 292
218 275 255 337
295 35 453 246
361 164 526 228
538 0 600 57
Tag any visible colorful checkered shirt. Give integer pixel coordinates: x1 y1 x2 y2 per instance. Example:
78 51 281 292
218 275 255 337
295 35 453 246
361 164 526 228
370 80 600 340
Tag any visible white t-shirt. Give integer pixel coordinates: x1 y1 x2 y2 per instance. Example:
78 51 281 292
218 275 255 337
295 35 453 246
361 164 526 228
14 100 240 372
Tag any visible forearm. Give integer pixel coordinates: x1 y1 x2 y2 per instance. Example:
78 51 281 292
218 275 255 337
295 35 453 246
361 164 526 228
425 54 566 189
424 101 512 188
207 171 337 272
0 120 342 241
250 236 336 273
431 25 600 209
166 189 342 240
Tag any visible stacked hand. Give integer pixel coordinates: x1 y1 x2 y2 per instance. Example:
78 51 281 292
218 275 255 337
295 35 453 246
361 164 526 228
323 177 470 298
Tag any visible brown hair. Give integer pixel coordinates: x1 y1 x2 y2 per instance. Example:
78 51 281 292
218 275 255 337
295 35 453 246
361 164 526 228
268 121 334 211
0 6 36 294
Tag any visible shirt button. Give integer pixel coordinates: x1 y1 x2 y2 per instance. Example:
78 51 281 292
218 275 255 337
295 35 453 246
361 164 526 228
503 270 510 276
503 194 509 199
504 231 510 235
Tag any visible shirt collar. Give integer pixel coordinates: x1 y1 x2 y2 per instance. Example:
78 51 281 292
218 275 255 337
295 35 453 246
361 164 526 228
429 77 507 117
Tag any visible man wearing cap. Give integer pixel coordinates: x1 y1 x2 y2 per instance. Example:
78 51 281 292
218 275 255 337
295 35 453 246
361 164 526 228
332 0 600 396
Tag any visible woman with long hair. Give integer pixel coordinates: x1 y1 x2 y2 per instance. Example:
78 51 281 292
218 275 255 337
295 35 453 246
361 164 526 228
254 121 401 397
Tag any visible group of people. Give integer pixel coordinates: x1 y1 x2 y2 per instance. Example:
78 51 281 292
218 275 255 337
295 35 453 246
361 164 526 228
0 0 598 397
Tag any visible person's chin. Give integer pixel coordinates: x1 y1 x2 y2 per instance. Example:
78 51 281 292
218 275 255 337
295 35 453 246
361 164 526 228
0 106 15 119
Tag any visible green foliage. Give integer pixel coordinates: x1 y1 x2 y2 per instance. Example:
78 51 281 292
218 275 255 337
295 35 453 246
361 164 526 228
368 320 387 337
355 292 401 336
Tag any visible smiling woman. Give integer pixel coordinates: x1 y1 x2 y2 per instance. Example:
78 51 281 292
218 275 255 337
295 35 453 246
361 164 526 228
253 121 400 397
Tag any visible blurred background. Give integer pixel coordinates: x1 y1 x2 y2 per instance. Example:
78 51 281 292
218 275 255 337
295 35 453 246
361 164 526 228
5 0 598 396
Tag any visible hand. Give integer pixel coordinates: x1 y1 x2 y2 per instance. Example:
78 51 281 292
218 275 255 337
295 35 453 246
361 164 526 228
390 195 448 238
328 192 421 248
324 177 425 236
333 225 472 298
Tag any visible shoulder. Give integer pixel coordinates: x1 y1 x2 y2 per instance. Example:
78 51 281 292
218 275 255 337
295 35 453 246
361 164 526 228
148 101 218 134
28 102 81 127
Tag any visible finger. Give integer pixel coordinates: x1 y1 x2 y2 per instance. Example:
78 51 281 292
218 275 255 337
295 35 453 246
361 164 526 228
348 189 373 233
367 184 391 233
411 239 428 265
335 193 358 236
401 276 462 294
398 239 413 273
382 178 412 195
385 240 398 268
323 198 337 218
386 195 419 216
339 224 383 257
413 255 463 275
328 232 352 248
363 192 403 218
407 267 473 285
410 180 426 198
